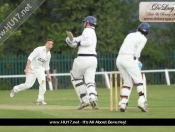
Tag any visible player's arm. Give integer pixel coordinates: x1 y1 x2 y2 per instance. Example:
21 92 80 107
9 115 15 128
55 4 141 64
43 55 51 81
134 38 147 58
74 29 93 47
24 59 31 74
74 36 83 42
28 47 41 61
24 47 40 74
45 70 51 82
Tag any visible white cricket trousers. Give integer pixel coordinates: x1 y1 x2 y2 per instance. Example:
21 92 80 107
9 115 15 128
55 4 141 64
71 56 98 101
116 54 145 103
116 54 143 87
71 56 97 83
14 67 46 101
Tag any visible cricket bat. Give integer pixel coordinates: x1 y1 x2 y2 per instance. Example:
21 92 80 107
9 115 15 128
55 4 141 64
66 31 74 41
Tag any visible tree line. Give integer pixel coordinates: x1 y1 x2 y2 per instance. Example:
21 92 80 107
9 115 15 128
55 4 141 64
0 0 175 68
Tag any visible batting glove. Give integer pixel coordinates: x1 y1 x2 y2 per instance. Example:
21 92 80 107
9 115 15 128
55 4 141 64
65 37 77 48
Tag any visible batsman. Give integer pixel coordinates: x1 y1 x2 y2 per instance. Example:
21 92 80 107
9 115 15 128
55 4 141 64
65 16 98 110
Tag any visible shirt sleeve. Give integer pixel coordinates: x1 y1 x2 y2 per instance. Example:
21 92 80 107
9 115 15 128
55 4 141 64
28 47 40 61
43 55 51 71
135 38 147 58
74 36 83 42
74 29 93 47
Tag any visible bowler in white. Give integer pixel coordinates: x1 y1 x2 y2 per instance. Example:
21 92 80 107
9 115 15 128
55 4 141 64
10 39 54 105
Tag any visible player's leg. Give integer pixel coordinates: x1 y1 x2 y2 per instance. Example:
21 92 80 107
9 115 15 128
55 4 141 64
116 55 133 112
126 83 134 105
70 57 90 109
36 68 47 105
71 74 90 109
127 66 148 112
84 58 98 110
10 69 36 98
71 75 82 102
118 68 133 112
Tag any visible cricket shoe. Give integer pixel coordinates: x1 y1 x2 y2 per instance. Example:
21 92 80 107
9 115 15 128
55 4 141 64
138 102 148 112
89 98 98 110
120 103 127 112
10 88 16 98
36 101 47 105
77 102 90 110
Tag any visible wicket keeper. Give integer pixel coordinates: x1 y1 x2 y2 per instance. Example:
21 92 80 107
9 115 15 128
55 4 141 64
116 23 150 112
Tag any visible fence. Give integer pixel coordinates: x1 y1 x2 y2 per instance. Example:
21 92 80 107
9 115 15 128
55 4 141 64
1 68 175 88
0 52 175 90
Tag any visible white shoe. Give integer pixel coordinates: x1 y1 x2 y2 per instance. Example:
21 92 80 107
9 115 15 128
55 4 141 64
89 98 98 110
36 101 47 105
120 103 127 112
10 89 16 98
138 102 148 112
77 102 90 110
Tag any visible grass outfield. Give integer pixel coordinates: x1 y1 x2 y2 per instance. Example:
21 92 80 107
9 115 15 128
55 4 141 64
0 85 175 131
0 126 175 132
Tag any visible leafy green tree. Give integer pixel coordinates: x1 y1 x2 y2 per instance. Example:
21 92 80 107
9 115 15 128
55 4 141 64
0 0 175 68
44 0 126 54
0 0 23 57
0 3 11 58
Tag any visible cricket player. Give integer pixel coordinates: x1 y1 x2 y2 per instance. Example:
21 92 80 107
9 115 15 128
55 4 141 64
66 16 98 110
10 39 54 105
116 23 150 112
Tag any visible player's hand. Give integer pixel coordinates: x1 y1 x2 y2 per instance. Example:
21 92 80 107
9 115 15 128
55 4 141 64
47 76 52 82
66 37 77 48
76 41 81 46
24 68 28 74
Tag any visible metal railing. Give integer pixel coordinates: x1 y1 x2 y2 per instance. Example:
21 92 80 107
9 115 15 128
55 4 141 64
1 69 175 90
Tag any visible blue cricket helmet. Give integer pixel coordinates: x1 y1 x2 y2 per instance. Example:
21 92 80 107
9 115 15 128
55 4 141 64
83 16 97 25
138 23 150 35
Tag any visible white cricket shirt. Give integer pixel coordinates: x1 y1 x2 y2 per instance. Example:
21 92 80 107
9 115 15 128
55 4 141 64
119 32 147 58
28 46 51 70
74 27 97 55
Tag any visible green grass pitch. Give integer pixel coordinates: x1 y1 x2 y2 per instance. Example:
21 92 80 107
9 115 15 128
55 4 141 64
0 85 175 131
